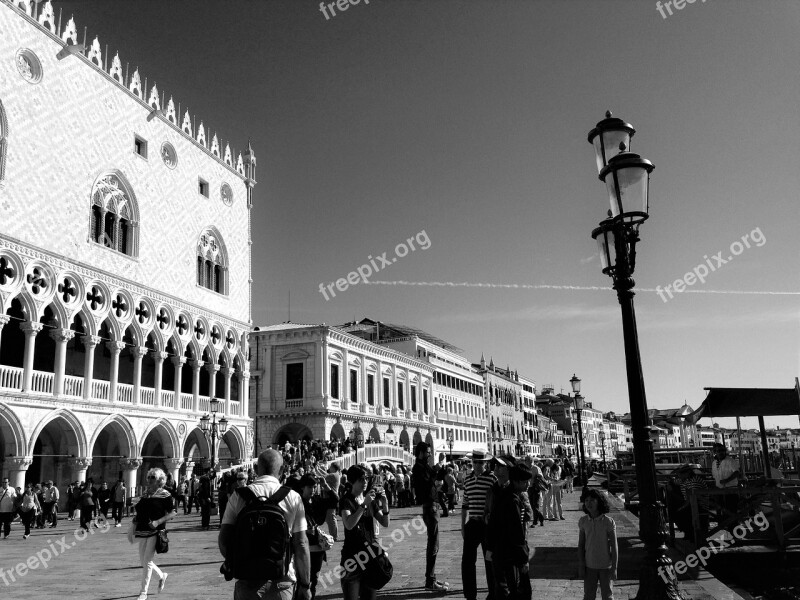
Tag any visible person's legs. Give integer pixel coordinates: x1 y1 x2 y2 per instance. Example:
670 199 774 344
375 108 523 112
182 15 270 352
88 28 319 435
50 502 58 527
342 572 360 600
598 568 614 600
325 507 339 541
461 519 481 600
0 512 11 537
583 567 600 600
553 489 563 518
139 535 164 594
21 511 32 536
422 503 440 584
516 563 532 600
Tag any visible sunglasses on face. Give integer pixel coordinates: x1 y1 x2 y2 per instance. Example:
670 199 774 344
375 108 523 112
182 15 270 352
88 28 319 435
147 476 157 481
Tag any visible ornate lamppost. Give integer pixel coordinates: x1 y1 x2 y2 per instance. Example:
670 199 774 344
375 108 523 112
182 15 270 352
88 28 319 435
199 398 228 475
588 111 685 599
352 419 364 448
599 429 607 472
447 430 454 462
570 374 588 486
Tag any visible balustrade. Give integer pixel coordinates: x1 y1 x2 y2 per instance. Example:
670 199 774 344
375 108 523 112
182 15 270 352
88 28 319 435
160 390 174 409
199 395 210 413
181 393 193 411
141 388 156 406
62 374 83 398
229 400 240 416
117 383 133 403
92 380 109 400
31 371 53 394
0 365 22 390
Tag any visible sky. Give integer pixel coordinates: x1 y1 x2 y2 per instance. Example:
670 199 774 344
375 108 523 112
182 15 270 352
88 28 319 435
56 0 800 429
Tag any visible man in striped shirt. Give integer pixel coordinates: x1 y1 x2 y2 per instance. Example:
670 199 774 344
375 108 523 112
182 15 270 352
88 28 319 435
461 449 497 600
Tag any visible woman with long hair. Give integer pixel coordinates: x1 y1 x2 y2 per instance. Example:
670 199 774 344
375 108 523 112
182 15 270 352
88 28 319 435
132 468 176 600
18 483 41 539
340 465 390 600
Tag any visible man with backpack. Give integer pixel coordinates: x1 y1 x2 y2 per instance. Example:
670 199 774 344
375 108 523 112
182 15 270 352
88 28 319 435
219 449 311 600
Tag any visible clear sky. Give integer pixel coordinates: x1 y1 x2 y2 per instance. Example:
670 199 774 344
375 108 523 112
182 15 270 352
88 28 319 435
57 0 800 429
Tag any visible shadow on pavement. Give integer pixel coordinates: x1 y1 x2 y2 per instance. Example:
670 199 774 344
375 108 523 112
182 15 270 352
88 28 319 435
529 537 641 580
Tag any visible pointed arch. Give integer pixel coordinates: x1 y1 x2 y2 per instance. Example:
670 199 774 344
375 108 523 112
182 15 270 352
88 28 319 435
90 414 137 458
196 226 229 295
140 418 179 459
28 408 88 458
0 402 26 458
89 171 139 257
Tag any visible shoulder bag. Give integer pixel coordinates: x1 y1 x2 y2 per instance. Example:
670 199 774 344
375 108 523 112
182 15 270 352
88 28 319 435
155 529 169 554
362 541 393 590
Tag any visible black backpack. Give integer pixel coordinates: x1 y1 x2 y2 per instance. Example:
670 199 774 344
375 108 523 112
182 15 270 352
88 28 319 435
229 485 292 581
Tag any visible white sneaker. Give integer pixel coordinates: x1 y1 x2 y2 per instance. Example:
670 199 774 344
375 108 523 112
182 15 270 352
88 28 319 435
158 573 168 593
137 594 147 600
115 523 121 527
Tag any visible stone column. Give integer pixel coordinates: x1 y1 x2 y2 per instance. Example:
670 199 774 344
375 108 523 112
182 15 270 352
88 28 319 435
183 461 195 480
119 458 142 496
6 457 32 489
316 339 324 401
131 346 147 405
191 360 203 412
206 363 220 400
20 321 43 392
239 371 250 417
222 367 233 412
68 457 92 484
82 334 101 400
153 351 167 407
51 328 75 397
164 458 183 485
107 341 125 403
172 356 186 404
0 315 10 357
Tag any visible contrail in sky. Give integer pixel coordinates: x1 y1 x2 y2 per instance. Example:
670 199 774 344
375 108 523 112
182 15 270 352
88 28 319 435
363 281 800 296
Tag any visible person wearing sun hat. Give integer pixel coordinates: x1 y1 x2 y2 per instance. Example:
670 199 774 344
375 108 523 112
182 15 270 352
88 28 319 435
488 463 533 600
461 449 496 600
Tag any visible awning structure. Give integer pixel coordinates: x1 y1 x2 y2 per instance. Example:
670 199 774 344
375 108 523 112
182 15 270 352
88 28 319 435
683 380 800 425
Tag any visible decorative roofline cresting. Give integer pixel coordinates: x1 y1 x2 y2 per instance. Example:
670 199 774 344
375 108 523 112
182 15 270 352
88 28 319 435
3 0 256 184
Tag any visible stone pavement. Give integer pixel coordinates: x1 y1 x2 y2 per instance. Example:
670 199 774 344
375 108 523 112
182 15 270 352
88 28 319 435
0 492 740 599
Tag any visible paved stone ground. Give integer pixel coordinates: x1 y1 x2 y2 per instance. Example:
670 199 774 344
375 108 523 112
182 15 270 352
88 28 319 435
0 492 738 599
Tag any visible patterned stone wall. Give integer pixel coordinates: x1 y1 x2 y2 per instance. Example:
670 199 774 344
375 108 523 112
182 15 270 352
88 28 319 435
0 2 252 326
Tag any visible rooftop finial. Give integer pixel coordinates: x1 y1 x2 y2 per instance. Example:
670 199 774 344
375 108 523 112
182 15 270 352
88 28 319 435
605 110 612 118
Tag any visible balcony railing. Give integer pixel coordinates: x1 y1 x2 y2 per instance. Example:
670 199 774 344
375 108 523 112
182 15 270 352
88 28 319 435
31 371 53 395
229 400 241 416
63 374 83 398
92 380 109 401
199 395 210 413
0 365 22 390
161 390 174 409
117 383 133 403
141 388 156 406
181 393 193 411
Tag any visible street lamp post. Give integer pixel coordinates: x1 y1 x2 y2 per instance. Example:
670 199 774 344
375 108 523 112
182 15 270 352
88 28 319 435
599 430 607 472
447 430 454 462
588 111 685 600
792 442 797 476
570 374 588 486
199 398 228 475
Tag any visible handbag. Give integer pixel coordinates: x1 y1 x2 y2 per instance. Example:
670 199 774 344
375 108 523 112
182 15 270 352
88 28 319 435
362 542 393 590
155 529 169 554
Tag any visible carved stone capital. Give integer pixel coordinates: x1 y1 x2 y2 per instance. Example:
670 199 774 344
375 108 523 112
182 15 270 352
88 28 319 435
119 458 143 471
5 457 33 470
82 334 102 348
0 315 11 328
50 328 75 343
241 370 251 380
20 321 44 335
171 356 187 367
151 350 169 362
106 340 126 354
191 360 204 371
133 346 150 358
205 363 220 374
221 367 233 377
68 457 92 469
163 458 184 470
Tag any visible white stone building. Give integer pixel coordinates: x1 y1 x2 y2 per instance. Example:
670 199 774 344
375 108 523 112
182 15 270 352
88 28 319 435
0 0 253 494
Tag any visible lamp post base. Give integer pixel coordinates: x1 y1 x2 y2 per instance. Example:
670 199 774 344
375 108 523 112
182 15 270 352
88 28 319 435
634 504 688 600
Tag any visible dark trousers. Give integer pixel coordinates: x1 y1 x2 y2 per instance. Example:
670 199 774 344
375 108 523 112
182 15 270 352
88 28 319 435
422 502 440 583
79 506 93 530
310 550 325 600
0 512 11 537
187 494 196 513
20 509 35 535
43 501 57 526
200 499 211 528
438 492 449 517
494 560 531 600
462 518 494 600
112 501 124 524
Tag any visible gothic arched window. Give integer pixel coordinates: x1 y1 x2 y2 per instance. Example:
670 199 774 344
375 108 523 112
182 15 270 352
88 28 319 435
197 227 228 295
89 172 139 257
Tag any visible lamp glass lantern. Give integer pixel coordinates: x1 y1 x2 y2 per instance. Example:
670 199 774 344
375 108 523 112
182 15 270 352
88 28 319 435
200 414 210 432
592 223 615 273
209 397 220 414
599 148 654 226
574 393 584 410
219 417 229 434
570 374 581 394
587 111 636 175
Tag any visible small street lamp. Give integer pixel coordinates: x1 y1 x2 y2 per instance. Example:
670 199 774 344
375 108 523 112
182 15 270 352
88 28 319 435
352 419 364 448
588 111 684 599
446 430 454 462
570 374 588 486
599 430 607 472
199 397 228 475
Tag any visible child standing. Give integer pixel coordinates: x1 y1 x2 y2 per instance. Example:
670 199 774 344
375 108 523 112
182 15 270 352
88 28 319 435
578 489 618 600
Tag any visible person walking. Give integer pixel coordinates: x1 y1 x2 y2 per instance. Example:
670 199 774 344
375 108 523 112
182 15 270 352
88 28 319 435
563 459 575 493
67 482 79 521
487 464 533 600
78 483 95 531
198 474 213 530
578 490 618 600
219 449 312 600
461 449 497 600
18 484 42 539
411 441 449 592
111 478 127 527
188 473 200 514
549 460 565 520
340 465 390 600
131 468 176 600
445 467 457 513
98 482 112 519
43 480 59 528
0 478 16 539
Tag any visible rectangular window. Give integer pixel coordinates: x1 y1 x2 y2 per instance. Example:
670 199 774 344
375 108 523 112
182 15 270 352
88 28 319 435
285 363 303 400
367 374 375 405
423 389 429 414
330 364 339 399
397 382 404 410
134 135 148 159
198 177 209 197
350 369 358 403
411 386 417 412
383 378 390 408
